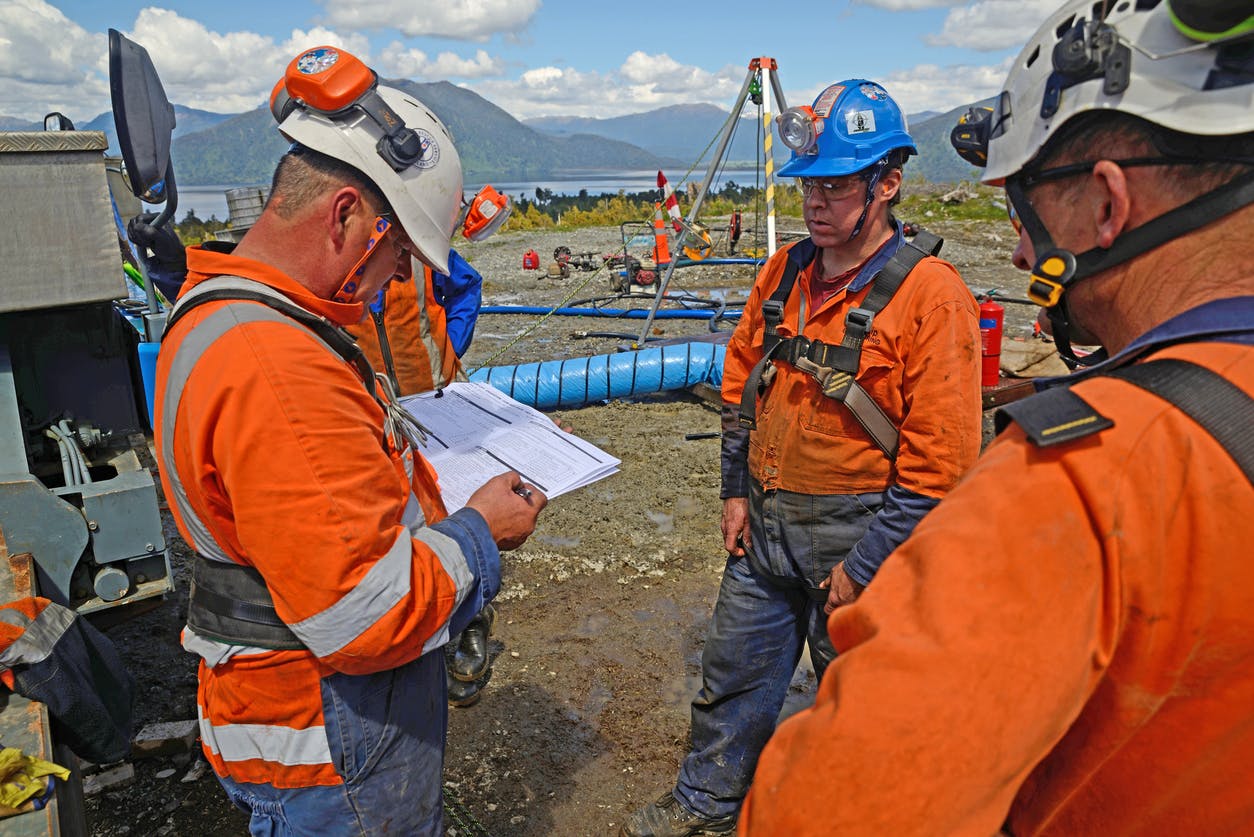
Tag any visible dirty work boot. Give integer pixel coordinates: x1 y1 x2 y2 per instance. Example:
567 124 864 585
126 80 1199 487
620 791 736 837
447 667 489 708
451 604 496 682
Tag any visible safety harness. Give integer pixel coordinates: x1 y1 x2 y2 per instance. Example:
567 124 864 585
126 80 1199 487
162 278 429 650
738 229 943 459
997 355 1254 484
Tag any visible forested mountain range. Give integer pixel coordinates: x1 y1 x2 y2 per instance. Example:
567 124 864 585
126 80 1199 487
0 84 983 186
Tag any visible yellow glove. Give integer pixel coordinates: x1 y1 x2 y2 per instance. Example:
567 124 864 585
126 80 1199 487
0 747 70 814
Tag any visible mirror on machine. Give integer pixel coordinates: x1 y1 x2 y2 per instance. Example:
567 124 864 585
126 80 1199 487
108 28 177 216
42 112 75 131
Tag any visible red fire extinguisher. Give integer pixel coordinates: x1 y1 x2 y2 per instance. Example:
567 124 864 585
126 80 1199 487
979 295 1004 387
522 249 540 270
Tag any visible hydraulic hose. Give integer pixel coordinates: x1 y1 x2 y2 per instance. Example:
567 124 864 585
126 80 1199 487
469 342 726 410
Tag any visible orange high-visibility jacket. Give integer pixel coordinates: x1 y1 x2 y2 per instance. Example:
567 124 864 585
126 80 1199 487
722 240 982 498
155 247 496 788
350 264 461 395
741 339 1254 835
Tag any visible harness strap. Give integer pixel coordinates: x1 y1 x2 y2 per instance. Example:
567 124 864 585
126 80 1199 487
739 230 943 461
187 556 304 650
1107 358 1254 484
996 356 1254 485
163 277 386 651
165 282 377 399
740 240 817 429
994 387 1113 445
838 230 942 371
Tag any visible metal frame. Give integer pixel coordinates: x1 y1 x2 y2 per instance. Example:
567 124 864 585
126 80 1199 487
635 58 788 345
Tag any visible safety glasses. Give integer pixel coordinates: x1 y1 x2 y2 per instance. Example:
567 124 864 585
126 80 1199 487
798 176 863 202
332 215 396 304
1005 193 1022 234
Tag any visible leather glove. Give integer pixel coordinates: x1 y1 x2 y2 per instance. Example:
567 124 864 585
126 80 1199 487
127 213 186 272
127 212 187 301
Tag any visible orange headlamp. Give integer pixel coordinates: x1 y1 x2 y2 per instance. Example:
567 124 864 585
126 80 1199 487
270 46 425 172
461 185 512 241
272 47 374 115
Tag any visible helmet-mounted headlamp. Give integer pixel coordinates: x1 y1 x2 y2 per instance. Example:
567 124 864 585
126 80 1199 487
460 185 512 241
951 105 994 168
270 46 429 172
777 106 825 155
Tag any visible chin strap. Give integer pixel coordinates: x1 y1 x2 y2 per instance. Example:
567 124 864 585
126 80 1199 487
1007 168 1254 367
847 159 889 242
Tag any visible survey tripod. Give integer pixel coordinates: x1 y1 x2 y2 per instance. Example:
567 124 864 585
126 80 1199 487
635 57 788 345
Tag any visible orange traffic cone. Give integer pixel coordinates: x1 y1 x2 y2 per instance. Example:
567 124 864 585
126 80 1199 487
652 203 671 265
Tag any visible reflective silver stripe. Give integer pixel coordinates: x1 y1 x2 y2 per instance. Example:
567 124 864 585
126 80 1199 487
0 602 72 667
422 624 451 655
288 527 414 656
181 626 275 668
171 276 305 320
401 488 424 530
198 710 332 767
416 527 473 656
414 526 473 599
415 299 449 387
160 277 349 564
284 524 472 657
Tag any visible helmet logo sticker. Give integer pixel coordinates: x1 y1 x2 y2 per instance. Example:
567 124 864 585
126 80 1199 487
846 110 877 134
859 83 886 100
414 128 440 169
296 47 339 75
813 84 844 118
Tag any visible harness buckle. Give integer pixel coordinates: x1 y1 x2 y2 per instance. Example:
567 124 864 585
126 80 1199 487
1027 249 1076 307
846 308 874 337
1028 276 1065 307
785 335 811 364
762 299 785 324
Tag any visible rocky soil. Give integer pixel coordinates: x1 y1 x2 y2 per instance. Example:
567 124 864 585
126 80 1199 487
83 216 1043 836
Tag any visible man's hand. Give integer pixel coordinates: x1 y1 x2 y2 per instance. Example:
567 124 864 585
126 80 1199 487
464 471 546 551
819 562 865 614
127 212 187 273
722 497 750 555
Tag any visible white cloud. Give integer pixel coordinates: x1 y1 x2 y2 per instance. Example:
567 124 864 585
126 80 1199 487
0 0 107 120
877 59 1012 114
0 1 387 121
126 11 374 115
379 42 504 81
927 0 1059 51
465 51 744 120
282 28 373 62
852 0 965 9
321 0 541 41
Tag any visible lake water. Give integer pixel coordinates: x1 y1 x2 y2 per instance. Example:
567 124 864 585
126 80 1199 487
167 169 749 223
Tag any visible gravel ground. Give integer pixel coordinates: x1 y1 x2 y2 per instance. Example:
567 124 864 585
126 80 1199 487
82 216 1042 836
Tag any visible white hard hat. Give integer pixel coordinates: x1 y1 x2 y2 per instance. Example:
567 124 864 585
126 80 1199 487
272 47 462 275
984 0 1254 182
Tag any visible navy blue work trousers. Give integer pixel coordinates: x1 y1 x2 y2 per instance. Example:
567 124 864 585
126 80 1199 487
216 648 447 836
676 483 882 820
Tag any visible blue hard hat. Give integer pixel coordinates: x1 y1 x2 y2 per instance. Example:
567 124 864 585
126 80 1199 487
777 80 917 178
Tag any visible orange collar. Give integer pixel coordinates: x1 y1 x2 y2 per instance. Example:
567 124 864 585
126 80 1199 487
184 246 366 327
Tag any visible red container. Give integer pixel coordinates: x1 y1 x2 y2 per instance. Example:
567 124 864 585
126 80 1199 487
522 249 540 270
979 298 1004 387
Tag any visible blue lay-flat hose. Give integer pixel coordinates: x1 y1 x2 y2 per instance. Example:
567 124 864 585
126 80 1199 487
478 305 740 320
469 342 725 410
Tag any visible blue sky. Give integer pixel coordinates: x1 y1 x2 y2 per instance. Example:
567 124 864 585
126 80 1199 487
2 0 1062 124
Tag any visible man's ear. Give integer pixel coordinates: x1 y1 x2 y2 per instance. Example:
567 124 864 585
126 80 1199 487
879 167 903 202
328 187 367 250
1091 160 1132 249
